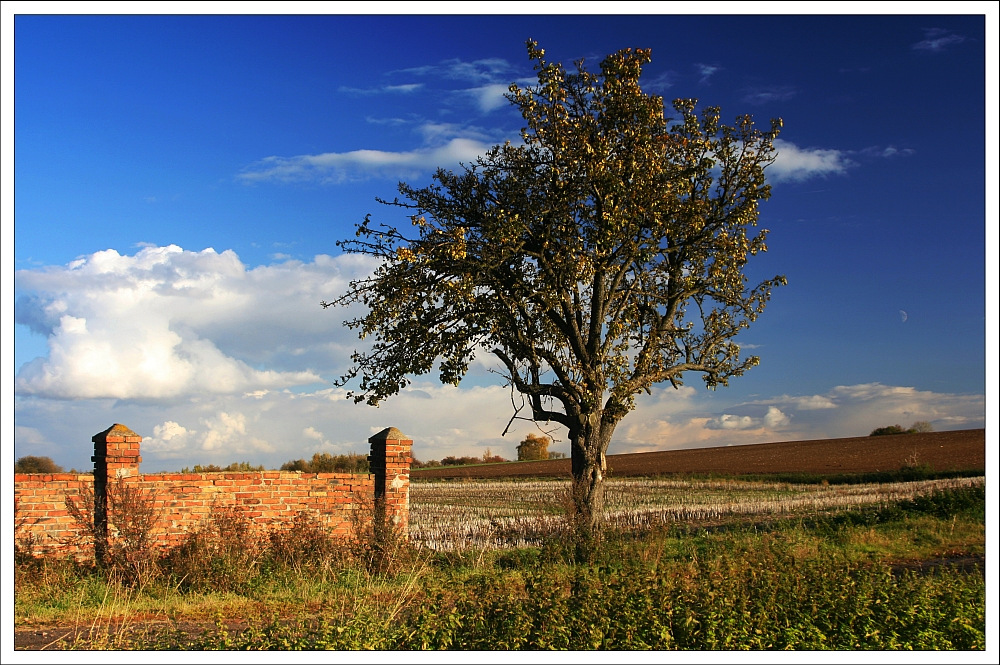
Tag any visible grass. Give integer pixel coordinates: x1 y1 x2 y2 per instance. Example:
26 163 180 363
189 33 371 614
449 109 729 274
13 477 986 650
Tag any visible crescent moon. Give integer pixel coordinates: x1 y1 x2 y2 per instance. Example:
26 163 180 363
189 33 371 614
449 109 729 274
899 310 908 323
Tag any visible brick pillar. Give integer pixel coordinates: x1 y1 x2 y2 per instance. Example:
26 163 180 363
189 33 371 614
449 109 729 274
91 424 142 563
368 427 412 535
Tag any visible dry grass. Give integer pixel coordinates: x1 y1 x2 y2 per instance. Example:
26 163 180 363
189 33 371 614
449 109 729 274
409 475 985 551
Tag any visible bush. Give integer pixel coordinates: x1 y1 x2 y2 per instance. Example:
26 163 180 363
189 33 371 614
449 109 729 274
870 421 934 436
349 495 414 576
14 455 64 474
162 503 265 592
870 424 907 436
268 511 343 569
64 476 160 586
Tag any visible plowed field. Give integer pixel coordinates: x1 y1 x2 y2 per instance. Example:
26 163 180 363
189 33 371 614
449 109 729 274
411 429 987 480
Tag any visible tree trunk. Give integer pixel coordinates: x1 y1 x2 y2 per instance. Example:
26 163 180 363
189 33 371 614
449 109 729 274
570 445 606 530
568 411 614 559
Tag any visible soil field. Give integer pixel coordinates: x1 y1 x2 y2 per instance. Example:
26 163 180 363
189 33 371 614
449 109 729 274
411 429 987 480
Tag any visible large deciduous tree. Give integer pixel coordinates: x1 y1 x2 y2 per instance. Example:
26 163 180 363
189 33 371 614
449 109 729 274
325 40 785 535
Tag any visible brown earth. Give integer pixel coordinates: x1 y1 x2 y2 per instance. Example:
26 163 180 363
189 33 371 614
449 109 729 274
411 429 987 480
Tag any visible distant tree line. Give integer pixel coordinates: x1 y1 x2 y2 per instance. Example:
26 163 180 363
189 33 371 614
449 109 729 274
17 441 568 476
280 452 370 474
179 461 266 473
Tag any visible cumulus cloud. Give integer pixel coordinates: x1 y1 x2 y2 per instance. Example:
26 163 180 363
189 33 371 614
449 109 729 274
615 382 983 454
705 406 789 431
706 413 757 430
770 139 855 182
12 247 985 471
14 245 377 400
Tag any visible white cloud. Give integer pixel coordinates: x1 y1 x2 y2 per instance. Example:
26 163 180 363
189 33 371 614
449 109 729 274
14 245 377 400
704 406 789 432
423 57 515 84
465 82 514 113
763 406 790 428
12 247 985 471
912 28 965 52
707 413 757 430
862 145 916 159
770 139 854 182
742 85 796 105
338 83 424 95
238 136 497 184
695 63 720 85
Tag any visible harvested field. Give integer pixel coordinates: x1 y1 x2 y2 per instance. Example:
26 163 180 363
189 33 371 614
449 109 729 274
411 429 986 480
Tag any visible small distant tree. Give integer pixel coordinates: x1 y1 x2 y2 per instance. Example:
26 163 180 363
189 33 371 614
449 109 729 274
14 456 63 474
517 433 550 461
870 425 907 436
482 448 507 463
870 421 935 436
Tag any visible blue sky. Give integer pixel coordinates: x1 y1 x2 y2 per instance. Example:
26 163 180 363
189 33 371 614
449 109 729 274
7 7 995 472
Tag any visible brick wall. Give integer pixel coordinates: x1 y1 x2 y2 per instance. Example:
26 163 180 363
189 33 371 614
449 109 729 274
14 424 413 560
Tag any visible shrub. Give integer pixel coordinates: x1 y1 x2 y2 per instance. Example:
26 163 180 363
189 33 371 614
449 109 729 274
161 503 264 592
870 424 907 436
267 511 343 569
64 476 160 586
349 494 414 576
870 421 934 436
14 455 64 474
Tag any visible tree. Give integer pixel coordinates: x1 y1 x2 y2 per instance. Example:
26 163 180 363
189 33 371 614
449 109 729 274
325 40 785 536
870 421 934 436
14 455 64 474
517 432 550 461
870 425 907 436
